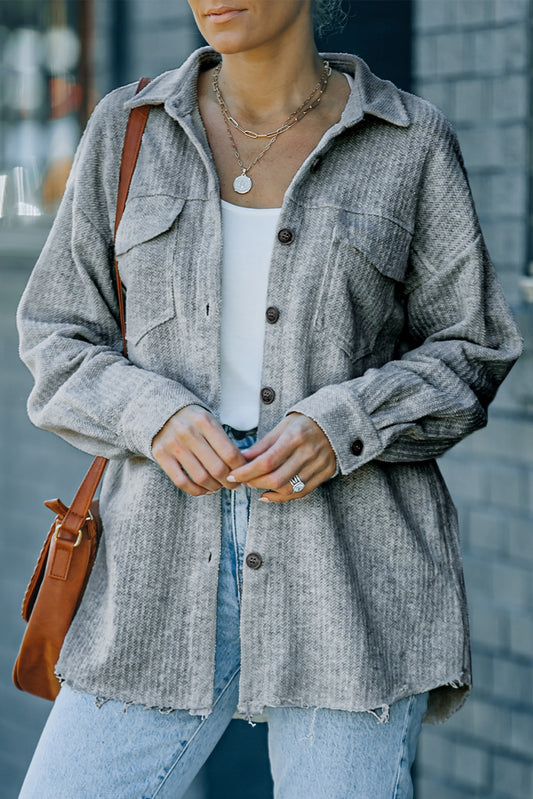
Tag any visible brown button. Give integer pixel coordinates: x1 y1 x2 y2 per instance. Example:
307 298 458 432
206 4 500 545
261 386 276 404
278 228 294 245
350 439 364 456
246 552 263 570
265 306 280 324
310 156 322 173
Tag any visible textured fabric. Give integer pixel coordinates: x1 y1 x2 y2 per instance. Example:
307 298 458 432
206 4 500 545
19 432 428 799
16 47 523 725
219 201 281 429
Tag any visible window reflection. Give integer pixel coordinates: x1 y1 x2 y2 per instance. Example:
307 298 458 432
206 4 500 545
0 0 92 222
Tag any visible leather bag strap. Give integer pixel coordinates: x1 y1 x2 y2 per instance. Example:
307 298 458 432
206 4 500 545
56 77 151 542
115 75 152 357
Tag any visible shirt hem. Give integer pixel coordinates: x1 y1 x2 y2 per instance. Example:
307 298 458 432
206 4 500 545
235 669 471 725
55 667 470 726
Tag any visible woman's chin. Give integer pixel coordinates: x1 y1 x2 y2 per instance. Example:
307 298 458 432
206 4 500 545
202 34 259 56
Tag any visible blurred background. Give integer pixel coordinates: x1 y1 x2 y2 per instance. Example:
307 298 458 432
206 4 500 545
1 1 532 797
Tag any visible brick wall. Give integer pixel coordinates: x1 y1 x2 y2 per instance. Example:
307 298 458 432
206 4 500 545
413 2 533 797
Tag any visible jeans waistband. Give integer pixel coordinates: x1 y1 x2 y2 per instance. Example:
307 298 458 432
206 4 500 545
223 424 258 441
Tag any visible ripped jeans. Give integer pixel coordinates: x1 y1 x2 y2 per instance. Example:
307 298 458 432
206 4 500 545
19 430 428 799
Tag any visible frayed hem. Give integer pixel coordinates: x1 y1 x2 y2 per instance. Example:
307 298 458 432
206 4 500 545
236 668 471 726
188 706 212 722
447 678 465 689
366 704 390 724
55 671 215 718
54 667 471 726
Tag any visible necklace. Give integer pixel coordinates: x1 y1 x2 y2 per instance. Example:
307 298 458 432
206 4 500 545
212 61 331 195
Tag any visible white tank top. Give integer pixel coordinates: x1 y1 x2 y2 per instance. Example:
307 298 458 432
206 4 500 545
219 199 281 429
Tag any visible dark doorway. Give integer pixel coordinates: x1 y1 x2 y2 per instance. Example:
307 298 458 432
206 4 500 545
318 0 412 91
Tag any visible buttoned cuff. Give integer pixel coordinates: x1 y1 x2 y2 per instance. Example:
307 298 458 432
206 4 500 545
286 384 383 476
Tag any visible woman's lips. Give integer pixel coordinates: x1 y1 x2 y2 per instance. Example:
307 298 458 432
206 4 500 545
206 8 244 24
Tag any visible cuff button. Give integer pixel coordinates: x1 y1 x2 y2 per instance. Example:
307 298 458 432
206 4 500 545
350 439 364 456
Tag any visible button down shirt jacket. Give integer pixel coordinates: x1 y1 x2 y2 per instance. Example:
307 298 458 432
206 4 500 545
17 48 523 724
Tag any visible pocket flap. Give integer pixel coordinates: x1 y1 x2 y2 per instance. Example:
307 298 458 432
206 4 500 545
115 195 185 256
335 213 412 281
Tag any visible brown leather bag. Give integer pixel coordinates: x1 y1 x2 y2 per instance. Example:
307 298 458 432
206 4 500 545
13 77 151 701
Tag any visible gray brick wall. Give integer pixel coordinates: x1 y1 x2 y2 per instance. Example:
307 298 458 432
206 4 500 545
414 1 533 797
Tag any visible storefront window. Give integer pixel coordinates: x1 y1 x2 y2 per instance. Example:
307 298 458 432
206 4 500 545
0 0 93 223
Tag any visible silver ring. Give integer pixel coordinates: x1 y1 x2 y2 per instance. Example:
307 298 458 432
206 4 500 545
289 474 305 493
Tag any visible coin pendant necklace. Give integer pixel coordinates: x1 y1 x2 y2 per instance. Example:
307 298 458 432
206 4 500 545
212 61 331 195
233 172 253 195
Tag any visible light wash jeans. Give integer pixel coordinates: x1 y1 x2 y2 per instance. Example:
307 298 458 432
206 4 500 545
19 430 428 799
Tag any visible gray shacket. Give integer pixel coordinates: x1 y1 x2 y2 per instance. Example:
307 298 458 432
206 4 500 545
17 47 523 725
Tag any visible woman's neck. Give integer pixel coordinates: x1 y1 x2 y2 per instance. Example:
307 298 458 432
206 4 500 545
216 41 324 130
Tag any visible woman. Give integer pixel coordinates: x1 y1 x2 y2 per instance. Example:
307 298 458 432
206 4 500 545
17 1 522 797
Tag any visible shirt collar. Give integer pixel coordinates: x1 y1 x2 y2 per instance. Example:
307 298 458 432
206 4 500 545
124 46 410 129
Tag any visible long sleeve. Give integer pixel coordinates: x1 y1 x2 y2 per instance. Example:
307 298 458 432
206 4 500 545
287 115 523 476
16 87 210 460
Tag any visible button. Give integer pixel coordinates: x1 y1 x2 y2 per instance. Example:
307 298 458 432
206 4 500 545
246 552 263 570
265 306 280 324
278 228 294 245
261 386 276 404
350 439 364 456
310 156 322 173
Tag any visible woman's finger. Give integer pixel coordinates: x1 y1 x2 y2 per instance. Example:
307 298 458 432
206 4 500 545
193 413 249 472
227 420 306 483
236 424 284 461
228 437 294 484
181 415 249 485
175 447 225 492
186 433 247 489
259 465 334 503
243 448 316 492
228 413 334 485
156 453 213 497
152 406 248 491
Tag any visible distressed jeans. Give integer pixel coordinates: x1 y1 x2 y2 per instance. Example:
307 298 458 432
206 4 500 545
19 430 428 799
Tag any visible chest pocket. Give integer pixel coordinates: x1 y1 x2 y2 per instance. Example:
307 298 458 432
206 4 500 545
115 194 185 345
313 214 412 362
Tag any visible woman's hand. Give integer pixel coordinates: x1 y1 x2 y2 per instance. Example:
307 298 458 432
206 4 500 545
151 405 247 496
226 413 337 502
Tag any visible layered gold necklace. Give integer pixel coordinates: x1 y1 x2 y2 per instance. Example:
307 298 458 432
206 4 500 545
212 60 331 195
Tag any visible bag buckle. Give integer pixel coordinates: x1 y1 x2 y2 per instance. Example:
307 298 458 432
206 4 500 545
53 509 93 548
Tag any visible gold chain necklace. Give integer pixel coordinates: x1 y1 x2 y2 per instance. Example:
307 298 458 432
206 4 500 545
212 61 331 195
